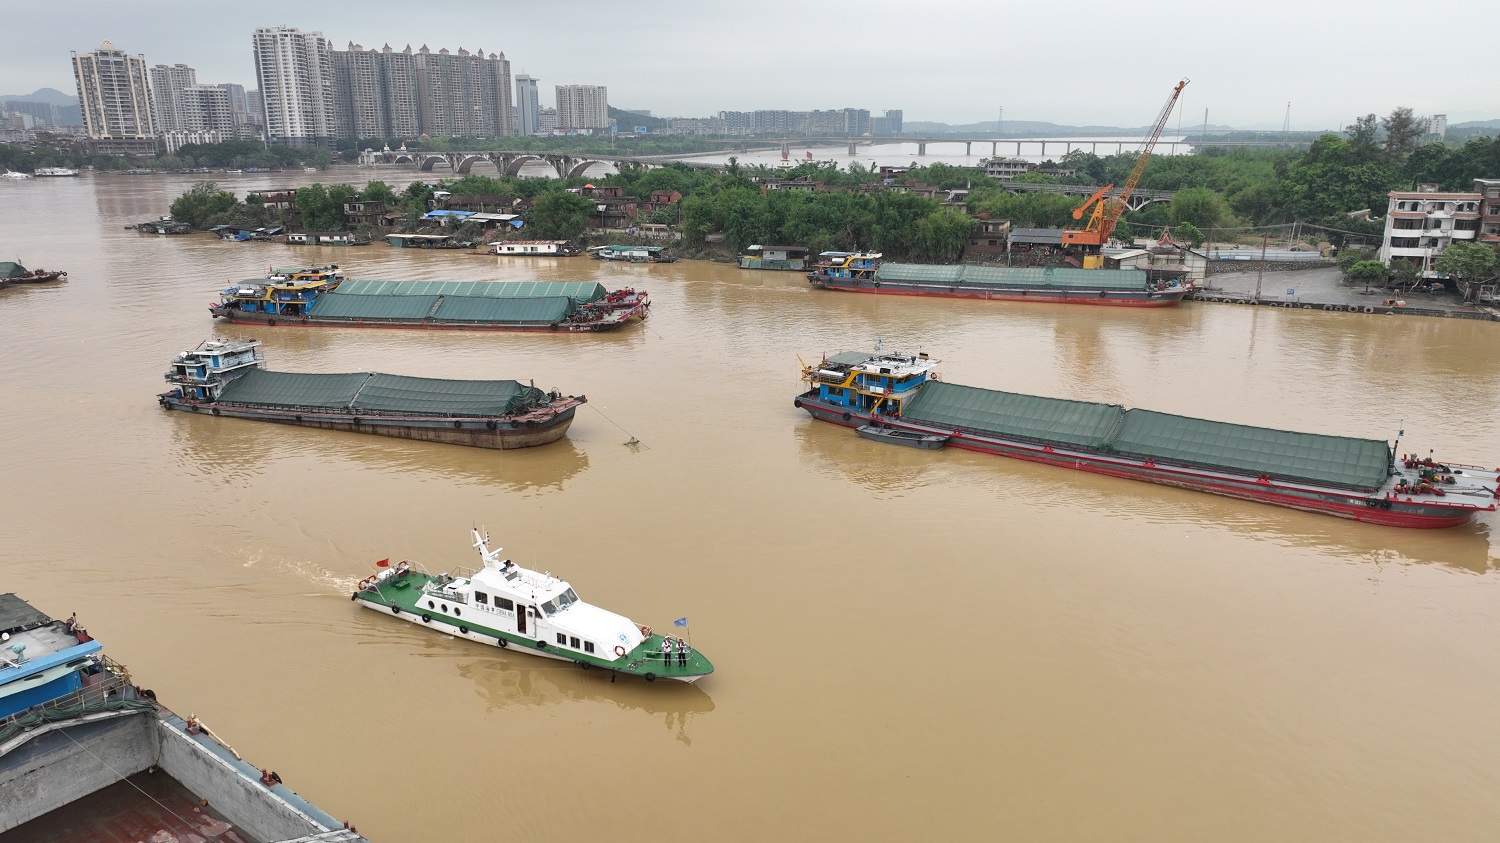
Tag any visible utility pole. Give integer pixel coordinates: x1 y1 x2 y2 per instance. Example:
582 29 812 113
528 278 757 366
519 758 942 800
1201 108 1209 143
1253 233 1269 303
998 106 1003 137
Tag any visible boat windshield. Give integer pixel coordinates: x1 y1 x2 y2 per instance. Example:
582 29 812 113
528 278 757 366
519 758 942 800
541 588 579 615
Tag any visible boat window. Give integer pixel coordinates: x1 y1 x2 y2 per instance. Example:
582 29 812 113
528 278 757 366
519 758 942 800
475 592 488 605
454 607 461 617
542 588 579 615
570 636 581 649
584 641 595 654
427 600 435 609
497 597 514 611
556 632 567 645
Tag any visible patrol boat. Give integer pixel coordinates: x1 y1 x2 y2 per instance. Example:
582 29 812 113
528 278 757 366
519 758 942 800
352 530 714 684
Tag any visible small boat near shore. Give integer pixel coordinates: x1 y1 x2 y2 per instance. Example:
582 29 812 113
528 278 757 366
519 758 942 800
32 167 79 177
159 338 585 450
353 529 714 684
591 244 677 263
797 350 1499 528
0 261 66 288
856 424 949 450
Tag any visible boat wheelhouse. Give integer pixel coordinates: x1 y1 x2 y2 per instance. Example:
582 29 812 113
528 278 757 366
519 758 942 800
490 240 579 256
159 338 585 450
353 530 713 684
796 351 1499 528
806 251 883 282
0 594 110 720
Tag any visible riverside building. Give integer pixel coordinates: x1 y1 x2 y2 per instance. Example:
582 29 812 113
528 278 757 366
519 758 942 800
252 26 338 148
1378 183 1483 276
331 42 513 140
556 84 609 130
71 40 157 154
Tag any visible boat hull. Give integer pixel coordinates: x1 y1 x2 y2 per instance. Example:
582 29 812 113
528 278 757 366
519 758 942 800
797 393 1488 528
808 275 1186 307
353 590 707 684
210 304 644 333
160 397 579 450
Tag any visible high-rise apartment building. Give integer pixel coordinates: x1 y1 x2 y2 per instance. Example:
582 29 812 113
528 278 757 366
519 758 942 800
72 40 157 153
330 42 509 140
515 74 540 135
148 63 196 132
252 26 337 148
555 84 609 130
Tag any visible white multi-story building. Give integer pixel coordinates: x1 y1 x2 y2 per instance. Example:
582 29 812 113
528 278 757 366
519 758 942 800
252 26 337 148
1378 183 1483 275
555 84 609 130
72 40 157 154
515 74 540 135
538 107 558 133
148 63 196 132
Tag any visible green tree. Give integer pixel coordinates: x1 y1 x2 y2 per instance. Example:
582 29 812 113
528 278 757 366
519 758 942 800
1346 260 1387 286
1381 107 1428 162
360 180 398 204
1338 247 1378 273
524 191 595 240
1434 241 1497 286
1387 259 1419 287
1173 222 1205 247
1167 187 1230 229
1345 114 1380 159
169 182 238 228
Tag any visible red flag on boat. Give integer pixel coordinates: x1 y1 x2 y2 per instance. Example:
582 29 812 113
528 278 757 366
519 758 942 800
376 558 390 567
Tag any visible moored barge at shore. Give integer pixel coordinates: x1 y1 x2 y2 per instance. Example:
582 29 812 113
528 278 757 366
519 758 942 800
796 351 1498 528
210 277 648 332
159 339 584 449
807 254 1187 307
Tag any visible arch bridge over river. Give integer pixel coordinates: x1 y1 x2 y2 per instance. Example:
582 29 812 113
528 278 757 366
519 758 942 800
357 148 726 178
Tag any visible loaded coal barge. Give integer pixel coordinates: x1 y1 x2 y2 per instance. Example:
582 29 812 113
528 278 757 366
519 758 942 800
796 351 1498 528
210 276 648 332
159 339 584 449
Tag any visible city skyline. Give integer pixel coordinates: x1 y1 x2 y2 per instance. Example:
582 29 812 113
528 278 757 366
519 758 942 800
6 0 1500 130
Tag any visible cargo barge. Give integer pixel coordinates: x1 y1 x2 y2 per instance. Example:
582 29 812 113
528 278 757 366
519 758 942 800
159 339 584 450
807 253 1186 307
210 277 648 332
0 593 371 841
796 351 1498 528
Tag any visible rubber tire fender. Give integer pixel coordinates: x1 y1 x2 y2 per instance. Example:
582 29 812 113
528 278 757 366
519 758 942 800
421 613 431 623
644 673 657 683
391 605 400 614
497 638 508 649
841 412 851 422
458 625 468 635
536 640 547 649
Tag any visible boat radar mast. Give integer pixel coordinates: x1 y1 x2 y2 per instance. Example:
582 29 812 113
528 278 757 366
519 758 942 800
471 528 505 569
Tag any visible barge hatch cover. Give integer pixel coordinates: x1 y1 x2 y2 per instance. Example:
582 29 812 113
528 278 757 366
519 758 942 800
217 370 548 416
337 279 608 303
875 264 1154 292
902 381 1125 448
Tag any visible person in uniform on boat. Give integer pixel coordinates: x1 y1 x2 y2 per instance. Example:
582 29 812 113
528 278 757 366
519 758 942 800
675 636 688 666
660 637 672 665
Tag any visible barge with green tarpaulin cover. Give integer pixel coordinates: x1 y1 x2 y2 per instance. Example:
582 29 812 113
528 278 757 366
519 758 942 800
159 338 583 449
796 351 1498 528
210 278 648 332
807 255 1186 307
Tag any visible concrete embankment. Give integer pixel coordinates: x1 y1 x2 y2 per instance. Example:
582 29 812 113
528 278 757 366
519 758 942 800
1192 265 1500 322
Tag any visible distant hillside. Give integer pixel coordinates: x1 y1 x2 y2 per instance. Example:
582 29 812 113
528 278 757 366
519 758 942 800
1451 119 1500 129
610 106 667 130
1 87 77 105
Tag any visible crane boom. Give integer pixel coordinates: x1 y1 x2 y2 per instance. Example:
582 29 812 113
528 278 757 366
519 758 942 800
1062 79 1189 266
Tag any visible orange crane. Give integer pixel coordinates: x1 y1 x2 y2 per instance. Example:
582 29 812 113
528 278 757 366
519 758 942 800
1062 78 1188 269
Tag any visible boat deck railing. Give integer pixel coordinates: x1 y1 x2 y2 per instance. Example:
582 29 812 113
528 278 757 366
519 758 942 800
0 656 136 731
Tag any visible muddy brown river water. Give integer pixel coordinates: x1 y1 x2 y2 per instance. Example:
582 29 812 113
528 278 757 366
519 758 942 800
3 172 1499 841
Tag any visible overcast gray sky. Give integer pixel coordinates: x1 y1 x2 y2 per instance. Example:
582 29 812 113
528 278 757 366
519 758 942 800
5 0 1497 129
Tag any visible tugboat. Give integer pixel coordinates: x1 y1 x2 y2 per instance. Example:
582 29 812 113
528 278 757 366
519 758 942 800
159 338 585 450
353 530 714 684
806 251 882 284
796 350 1500 528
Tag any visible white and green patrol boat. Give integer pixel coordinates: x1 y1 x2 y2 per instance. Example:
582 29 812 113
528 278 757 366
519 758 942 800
352 530 713 684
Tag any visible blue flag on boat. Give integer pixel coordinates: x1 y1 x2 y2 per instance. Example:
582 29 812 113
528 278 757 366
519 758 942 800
673 617 689 628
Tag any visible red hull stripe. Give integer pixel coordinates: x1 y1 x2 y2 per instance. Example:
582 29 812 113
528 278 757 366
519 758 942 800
812 281 1184 308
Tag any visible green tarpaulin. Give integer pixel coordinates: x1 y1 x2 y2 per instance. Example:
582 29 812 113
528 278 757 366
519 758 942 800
309 293 437 320
875 264 1152 293
1108 410 1391 491
337 280 607 303
432 295 573 323
902 381 1125 448
900 378 1392 491
0 262 27 279
217 370 547 416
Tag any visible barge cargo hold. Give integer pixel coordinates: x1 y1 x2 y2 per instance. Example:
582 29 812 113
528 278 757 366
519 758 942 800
796 351 1498 528
210 278 648 332
159 339 584 450
807 256 1186 307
